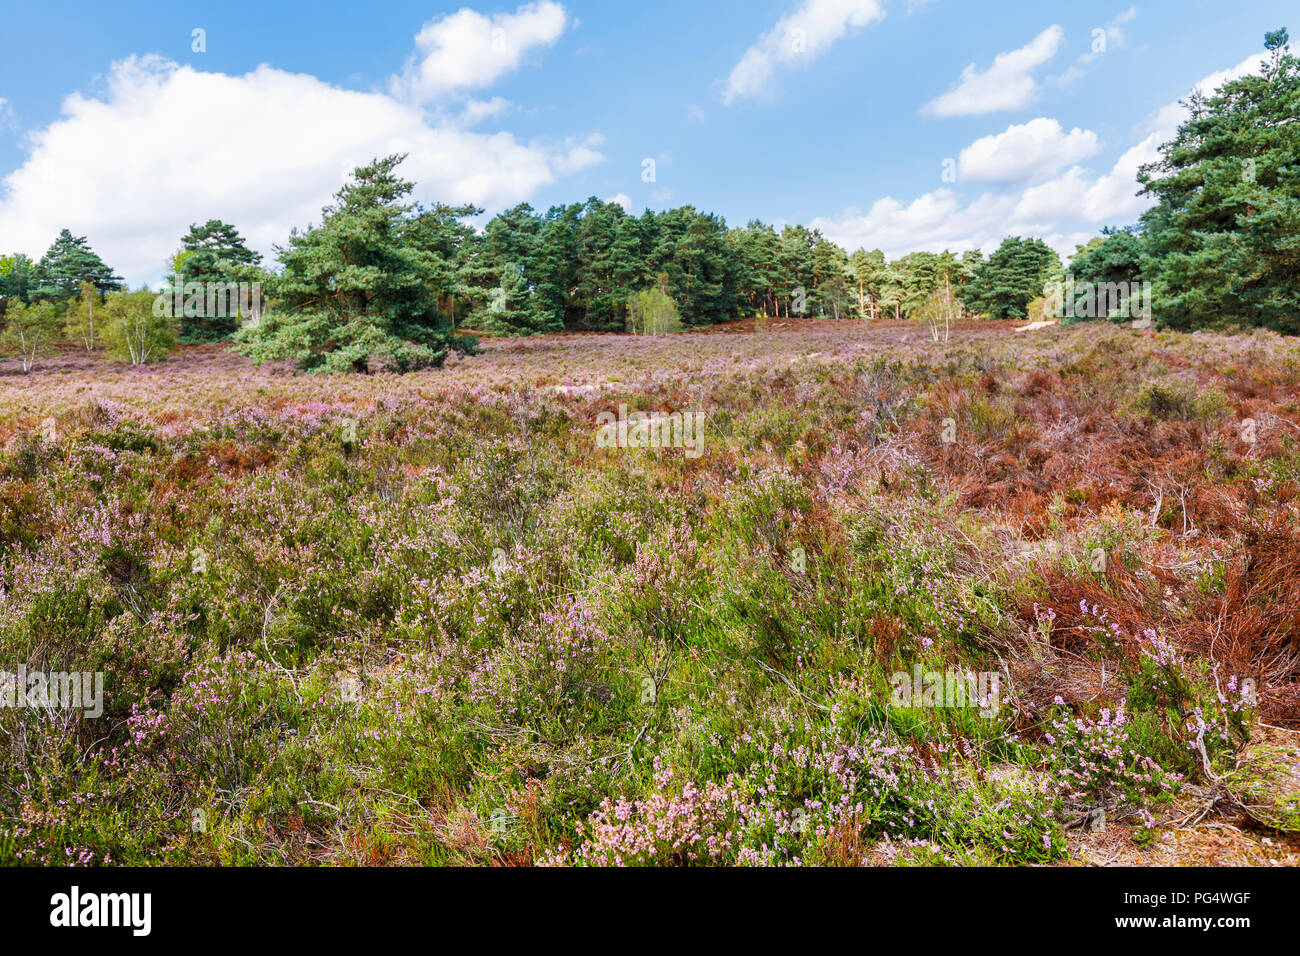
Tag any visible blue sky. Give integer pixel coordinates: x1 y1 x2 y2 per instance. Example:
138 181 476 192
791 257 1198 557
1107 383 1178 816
0 0 1291 284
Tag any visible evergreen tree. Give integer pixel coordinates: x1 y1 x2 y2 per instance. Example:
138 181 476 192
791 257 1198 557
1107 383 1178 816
478 263 536 335
778 225 816 317
235 154 474 372
414 202 482 327
649 207 736 326
848 248 887 320
1065 227 1148 321
963 237 1061 319
462 202 541 332
528 203 581 333
810 238 850 318
33 230 122 300
1138 28 1300 332
575 198 635 331
171 219 265 340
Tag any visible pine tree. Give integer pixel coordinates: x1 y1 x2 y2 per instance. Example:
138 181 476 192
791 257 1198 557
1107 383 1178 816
235 154 473 372
171 220 264 341
810 238 850 318
527 204 580 333
1065 227 1147 321
848 248 887 320
963 237 1061 319
1138 29 1300 332
33 230 122 300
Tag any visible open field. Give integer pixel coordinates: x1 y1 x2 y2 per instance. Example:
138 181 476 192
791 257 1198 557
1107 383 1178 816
2 320 1299 866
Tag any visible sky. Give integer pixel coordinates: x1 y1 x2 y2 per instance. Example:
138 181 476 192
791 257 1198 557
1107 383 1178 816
0 0 1291 285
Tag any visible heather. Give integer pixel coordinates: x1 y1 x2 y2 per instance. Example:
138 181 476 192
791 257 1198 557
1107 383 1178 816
1 318 1298 866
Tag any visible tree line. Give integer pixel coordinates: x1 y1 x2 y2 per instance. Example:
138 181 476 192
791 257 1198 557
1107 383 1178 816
1 29 1293 372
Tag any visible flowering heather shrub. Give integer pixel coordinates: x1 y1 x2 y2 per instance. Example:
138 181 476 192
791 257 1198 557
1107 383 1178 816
0 322 1295 865
1046 702 1182 806
1058 600 1258 778
553 764 751 866
553 719 1062 866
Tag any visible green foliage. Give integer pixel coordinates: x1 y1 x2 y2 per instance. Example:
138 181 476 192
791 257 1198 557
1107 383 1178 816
810 238 851 318
1126 378 1230 423
63 281 103 351
963 237 1062 319
0 299 62 372
103 289 176 365
235 155 475 372
0 253 37 308
1138 29 1300 332
32 229 122 301
476 263 537 336
1224 743 1300 832
170 220 264 342
625 275 682 335
463 200 736 332
1064 227 1148 322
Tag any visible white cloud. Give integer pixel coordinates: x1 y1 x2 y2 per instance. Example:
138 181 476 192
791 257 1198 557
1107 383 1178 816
815 47 1275 262
810 185 1100 263
958 118 1101 183
923 25 1063 117
1048 8 1137 85
811 138 1162 261
390 1 569 104
551 133 606 174
722 0 886 105
1142 51 1269 138
605 193 632 210
0 54 603 285
459 96 513 125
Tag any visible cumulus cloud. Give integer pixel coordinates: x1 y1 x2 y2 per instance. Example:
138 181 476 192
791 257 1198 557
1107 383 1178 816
1048 8 1137 86
722 0 886 105
811 143 1153 260
551 133 606 174
923 25 1063 117
958 118 1101 183
390 1 569 104
815 48 1274 262
458 96 513 125
1142 50 1269 138
810 188 1082 261
605 193 632 210
0 53 602 285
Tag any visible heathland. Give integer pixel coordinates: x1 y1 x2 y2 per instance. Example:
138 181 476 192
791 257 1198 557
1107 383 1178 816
2 318 1297 865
